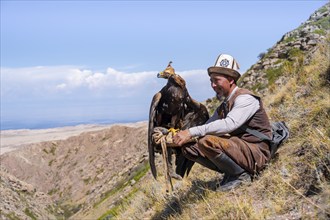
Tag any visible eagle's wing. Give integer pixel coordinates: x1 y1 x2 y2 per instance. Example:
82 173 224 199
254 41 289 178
175 95 209 178
182 95 209 130
148 92 162 179
175 150 195 178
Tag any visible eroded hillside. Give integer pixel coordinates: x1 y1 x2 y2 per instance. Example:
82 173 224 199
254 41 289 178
1 122 149 219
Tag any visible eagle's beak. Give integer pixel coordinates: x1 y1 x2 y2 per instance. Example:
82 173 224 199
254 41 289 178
157 72 163 78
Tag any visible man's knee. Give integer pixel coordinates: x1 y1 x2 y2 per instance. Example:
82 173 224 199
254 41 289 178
197 135 215 148
197 135 223 158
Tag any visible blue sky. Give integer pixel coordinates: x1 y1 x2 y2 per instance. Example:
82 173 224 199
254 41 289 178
0 0 327 129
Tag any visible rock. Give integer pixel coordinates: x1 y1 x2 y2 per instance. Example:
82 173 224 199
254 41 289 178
239 2 329 94
0 168 60 219
307 39 318 46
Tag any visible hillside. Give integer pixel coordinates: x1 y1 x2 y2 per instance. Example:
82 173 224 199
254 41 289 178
1 122 149 219
1 3 329 220
113 3 330 219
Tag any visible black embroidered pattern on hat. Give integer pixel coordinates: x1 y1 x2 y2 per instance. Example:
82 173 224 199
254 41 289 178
220 59 229 67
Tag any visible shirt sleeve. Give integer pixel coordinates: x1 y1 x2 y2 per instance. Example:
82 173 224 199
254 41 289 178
188 94 260 137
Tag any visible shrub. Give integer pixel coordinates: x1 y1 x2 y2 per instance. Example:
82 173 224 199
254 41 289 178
258 52 266 59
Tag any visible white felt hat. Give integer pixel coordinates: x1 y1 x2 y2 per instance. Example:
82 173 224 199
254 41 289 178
207 54 241 81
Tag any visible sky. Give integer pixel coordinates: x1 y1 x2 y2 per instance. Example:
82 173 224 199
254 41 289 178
0 0 328 130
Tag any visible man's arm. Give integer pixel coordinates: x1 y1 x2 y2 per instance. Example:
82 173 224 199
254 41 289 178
189 94 260 137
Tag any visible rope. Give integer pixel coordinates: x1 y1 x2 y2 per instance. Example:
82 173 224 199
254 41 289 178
152 127 198 192
152 127 174 192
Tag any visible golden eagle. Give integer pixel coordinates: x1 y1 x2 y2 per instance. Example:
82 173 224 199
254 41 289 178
148 61 209 181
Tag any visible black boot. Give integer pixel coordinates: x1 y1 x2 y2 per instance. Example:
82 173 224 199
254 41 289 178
195 156 221 172
209 153 251 191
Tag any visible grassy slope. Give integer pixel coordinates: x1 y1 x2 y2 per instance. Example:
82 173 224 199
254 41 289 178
105 38 329 220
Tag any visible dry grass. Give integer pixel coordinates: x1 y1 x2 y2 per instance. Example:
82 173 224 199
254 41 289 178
104 40 330 220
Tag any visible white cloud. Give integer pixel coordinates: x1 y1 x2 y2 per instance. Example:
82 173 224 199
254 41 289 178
105 67 155 87
55 83 67 90
1 66 214 99
1 65 215 127
1 64 161 86
44 67 160 91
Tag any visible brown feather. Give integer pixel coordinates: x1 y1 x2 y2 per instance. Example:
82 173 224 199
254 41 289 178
148 65 209 179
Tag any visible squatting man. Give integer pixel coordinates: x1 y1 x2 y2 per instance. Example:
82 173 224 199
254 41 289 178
173 54 272 191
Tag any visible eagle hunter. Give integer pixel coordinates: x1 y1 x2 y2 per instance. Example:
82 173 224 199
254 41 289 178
148 62 209 180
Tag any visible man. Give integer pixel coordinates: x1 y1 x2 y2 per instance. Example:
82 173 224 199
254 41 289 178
173 54 272 191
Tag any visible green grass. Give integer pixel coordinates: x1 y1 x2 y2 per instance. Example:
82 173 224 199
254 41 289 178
60 204 83 219
313 29 327 36
133 162 150 182
282 35 296 43
311 16 330 31
252 82 267 93
93 178 129 208
93 161 150 209
24 208 37 220
4 212 20 220
50 143 57 155
47 188 59 195
266 67 283 86
48 159 55 166
96 162 150 219
83 177 92 185
288 47 304 59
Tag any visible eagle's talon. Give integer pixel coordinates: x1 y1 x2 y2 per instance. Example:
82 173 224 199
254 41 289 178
168 128 179 135
170 172 183 180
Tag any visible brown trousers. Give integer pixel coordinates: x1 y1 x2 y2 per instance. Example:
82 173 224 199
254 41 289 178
182 135 271 174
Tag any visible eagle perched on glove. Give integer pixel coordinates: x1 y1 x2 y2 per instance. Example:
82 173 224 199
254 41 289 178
148 61 209 183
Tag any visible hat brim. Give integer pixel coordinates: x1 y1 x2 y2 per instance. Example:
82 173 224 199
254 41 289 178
207 66 240 81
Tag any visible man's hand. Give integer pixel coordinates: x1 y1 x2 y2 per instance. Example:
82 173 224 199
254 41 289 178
173 129 192 146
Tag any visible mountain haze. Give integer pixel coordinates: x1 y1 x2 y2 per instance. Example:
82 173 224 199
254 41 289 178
1 3 329 220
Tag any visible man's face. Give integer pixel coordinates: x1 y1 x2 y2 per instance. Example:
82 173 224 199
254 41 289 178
210 73 233 98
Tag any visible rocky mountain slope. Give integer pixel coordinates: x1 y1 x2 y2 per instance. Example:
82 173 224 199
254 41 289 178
0 168 60 219
1 3 329 220
238 3 329 95
1 122 149 219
